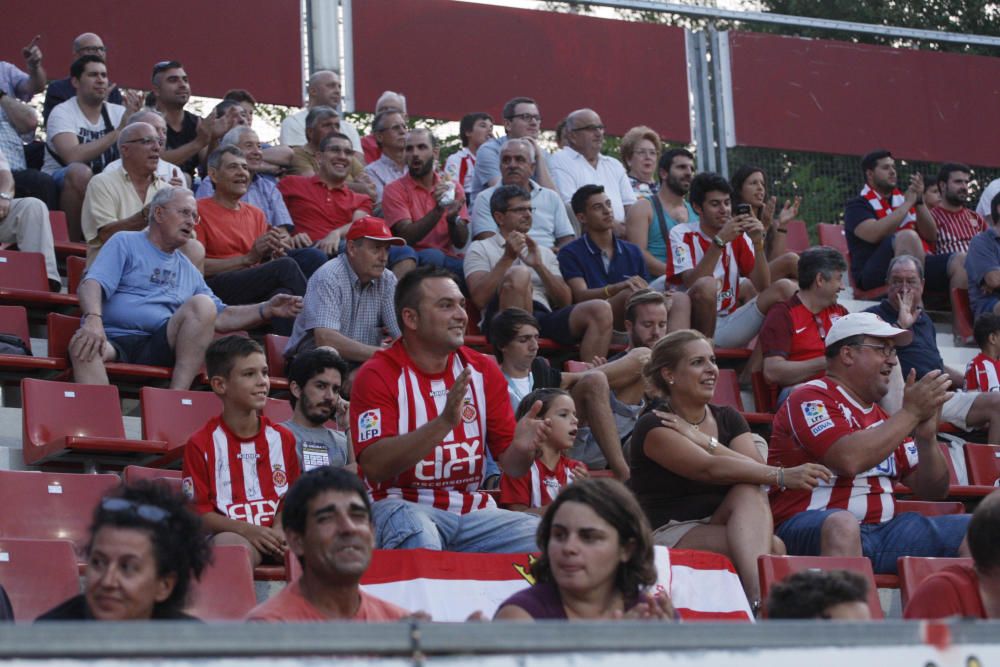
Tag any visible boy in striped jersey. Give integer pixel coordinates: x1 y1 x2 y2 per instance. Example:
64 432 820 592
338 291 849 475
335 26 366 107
966 313 1000 392
183 336 301 566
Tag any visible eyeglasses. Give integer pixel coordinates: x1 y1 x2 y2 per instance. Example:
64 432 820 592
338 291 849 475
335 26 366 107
572 124 605 133
852 342 898 359
101 497 171 523
168 207 201 224
508 113 542 123
124 137 159 147
506 205 534 214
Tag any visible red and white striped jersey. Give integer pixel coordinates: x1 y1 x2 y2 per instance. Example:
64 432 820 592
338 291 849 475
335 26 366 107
667 222 756 315
966 352 1000 392
931 206 987 256
444 147 476 195
499 455 580 509
351 342 515 514
768 377 918 526
182 415 300 527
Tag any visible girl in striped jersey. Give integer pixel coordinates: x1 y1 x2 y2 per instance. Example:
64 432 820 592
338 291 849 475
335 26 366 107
501 388 589 513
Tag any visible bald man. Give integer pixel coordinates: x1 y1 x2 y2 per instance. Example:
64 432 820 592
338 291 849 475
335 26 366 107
42 32 123 122
280 70 361 151
105 110 186 185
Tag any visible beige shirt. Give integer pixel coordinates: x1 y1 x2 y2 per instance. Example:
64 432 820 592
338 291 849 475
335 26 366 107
464 233 562 311
81 168 168 265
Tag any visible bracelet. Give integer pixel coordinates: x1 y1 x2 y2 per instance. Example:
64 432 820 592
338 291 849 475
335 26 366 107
83 312 102 320
258 303 267 320
777 466 786 491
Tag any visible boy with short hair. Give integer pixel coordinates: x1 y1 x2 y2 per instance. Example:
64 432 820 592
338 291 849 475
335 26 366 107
182 335 301 566
966 313 1000 392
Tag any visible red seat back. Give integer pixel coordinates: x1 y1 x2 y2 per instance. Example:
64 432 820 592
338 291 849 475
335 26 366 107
817 223 848 255
22 379 128 462
0 305 32 353
49 211 70 243
67 256 86 295
0 250 50 292
264 334 289 379
757 554 883 619
0 470 119 554
964 443 1000 487
563 360 589 373
894 500 965 517
0 538 80 621
46 312 79 360
122 465 184 495
712 368 745 411
750 370 778 413
263 396 294 424
185 544 257 620
140 387 222 452
898 556 975 610
784 220 810 254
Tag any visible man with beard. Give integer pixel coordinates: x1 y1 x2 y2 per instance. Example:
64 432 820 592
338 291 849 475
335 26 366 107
625 148 697 280
469 138 575 249
281 349 357 473
930 163 984 260
382 128 468 279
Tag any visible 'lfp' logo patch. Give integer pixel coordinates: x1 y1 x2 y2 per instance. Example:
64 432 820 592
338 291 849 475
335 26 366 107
357 409 382 442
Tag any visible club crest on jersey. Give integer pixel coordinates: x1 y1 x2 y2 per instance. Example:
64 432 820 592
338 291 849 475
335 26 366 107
673 244 688 265
462 397 477 423
357 409 382 442
272 464 287 488
181 476 194 500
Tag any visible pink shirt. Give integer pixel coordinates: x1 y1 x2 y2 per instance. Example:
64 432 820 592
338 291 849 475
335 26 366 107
381 173 468 257
246 580 410 622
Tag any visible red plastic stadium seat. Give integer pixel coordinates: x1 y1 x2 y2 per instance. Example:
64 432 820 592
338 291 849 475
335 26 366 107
0 305 65 378
47 312 174 384
21 378 169 466
48 210 87 259
563 360 589 373
0 249 78 311
894 500 965 517
817 223 888 301
0 469 119 554
122 465 183 494
757 554 884 619
0 538 80 621
264 334 290 390
951 288 975 346
285 547 303 582
750 370 778 414
897 556 975 609
713 369 773 425
66 255 86 295
263 396 294 424
964 443 1000 487
140 387 221 450
784 220 810 254
185 544 257 620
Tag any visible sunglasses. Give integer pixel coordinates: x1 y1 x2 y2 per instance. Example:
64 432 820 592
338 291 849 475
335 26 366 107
101 497 171 523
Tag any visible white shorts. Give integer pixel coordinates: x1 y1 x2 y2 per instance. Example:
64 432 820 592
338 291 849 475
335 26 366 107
714 297 764 349
942 391 978 432
651 516 712 547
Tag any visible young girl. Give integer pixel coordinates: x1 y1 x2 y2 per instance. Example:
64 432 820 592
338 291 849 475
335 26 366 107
501 388 588 514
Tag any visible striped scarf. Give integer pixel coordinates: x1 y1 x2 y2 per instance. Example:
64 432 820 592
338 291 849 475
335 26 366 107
860 184 927 251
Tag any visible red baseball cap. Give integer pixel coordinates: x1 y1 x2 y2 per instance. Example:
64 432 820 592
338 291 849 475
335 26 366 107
345 216 406 246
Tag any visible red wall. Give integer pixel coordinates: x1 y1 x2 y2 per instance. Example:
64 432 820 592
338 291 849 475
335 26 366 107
5 2 302 105
727 30 1000 166
353 0 692 141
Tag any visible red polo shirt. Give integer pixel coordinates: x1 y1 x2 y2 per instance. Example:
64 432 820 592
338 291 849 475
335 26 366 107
381 173 468 257
196 198 268 259
758 293 848 379
278 175 372 242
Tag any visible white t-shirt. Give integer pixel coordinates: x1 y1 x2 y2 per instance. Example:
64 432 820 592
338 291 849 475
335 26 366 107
43 98 126 174
279 108 362 151
548 147 636 222
464 234 563 311
104 157 181 184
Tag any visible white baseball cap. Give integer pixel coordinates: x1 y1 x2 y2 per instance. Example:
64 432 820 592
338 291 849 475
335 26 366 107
824 311 913 348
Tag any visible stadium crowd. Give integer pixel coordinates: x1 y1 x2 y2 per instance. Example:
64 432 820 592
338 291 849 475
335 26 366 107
3 30 1000 623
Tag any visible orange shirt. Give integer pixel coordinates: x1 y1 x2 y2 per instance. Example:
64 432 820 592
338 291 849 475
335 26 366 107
245 580 410 622
196 198 269 259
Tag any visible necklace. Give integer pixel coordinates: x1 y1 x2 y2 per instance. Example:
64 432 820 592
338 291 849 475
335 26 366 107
664 399 708 430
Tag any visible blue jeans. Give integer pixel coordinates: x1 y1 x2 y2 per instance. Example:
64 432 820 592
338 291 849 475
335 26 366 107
416 248 466 290
777 509 971 574
371 498 540 553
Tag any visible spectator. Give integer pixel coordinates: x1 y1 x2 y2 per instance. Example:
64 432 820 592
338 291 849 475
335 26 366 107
924 179 942 210
36 482 211 621
494 478 674 621
363 110 408 205
768 312 970 574
930 162 984 259
904 490 1000 620
465 184 612 362
668 172 794 348
470 96 557 203
80 122 172 265
278 132 374 255
843 149 933 292
197 126 296 230
625 148 698 279
284 217 403 368
966 313 1000 392
69 186 302 389
629 329 830 606
0 146 59 290
549 109 635 228
500 388 588 513
730 164 801 280
0 35 45 99
197 147 323 335
444 112 493 196
184 336 302 567
349 265 545 552
976 176 1000 222
104 110 186 185
360 91 407 164
150 60 211 181
759 247 850 404
766 570 871 620
867 255 1000 445
280 70 362 151
1 38 55 208
560 184 690 331
42 33 122 122
382 128 469 278
469 138 575 249
620 125 661 197
42 55 143 242
246 467 409 621
966 191 1000 317
287 106 373 202
282 348 356 474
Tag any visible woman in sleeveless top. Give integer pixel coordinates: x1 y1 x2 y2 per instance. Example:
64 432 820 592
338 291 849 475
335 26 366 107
731 164 802 281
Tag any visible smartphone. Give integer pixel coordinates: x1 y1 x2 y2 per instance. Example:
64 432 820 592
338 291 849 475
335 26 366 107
735 203 752 216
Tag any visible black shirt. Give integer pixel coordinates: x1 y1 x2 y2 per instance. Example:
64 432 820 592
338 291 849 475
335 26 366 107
166 109 201 178
36 594 198 621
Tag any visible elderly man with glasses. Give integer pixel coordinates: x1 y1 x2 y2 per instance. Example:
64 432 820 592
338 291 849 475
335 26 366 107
42 33 123 122
767 311 970 574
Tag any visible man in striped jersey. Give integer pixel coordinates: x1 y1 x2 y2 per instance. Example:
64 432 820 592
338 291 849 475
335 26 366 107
768 312 970 574
350 265 548 552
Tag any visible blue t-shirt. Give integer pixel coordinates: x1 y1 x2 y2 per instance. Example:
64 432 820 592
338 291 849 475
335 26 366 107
966 228 1000 315
557 234 649 289
866 300 944 379
86 231 226 339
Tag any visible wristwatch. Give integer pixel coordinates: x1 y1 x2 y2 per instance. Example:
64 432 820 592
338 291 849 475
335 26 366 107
712 235 726 249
